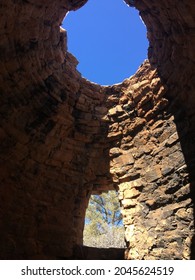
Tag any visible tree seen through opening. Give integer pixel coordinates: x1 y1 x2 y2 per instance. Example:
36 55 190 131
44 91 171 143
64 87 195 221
83 191 125 248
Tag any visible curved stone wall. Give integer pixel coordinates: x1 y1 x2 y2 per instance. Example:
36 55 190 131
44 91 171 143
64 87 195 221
0 0 194 259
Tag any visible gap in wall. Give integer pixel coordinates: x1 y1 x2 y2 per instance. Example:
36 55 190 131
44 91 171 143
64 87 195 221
83 190 125 248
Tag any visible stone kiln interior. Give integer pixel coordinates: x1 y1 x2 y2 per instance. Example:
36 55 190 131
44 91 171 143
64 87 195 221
0 0 195 260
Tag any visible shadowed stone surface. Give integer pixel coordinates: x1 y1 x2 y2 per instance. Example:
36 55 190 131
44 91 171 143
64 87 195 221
0 0 195 259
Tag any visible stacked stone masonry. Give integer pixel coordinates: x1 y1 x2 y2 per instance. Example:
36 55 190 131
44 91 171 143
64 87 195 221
0 0 195 259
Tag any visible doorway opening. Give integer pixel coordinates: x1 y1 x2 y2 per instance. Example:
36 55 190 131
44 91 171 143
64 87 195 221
83 190 125 248
63 0 148 85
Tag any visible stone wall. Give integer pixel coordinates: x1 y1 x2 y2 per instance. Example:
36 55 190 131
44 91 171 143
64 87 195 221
104 62 193 259
0 0 195 259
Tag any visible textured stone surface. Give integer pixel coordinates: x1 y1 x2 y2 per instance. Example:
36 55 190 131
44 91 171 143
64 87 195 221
0 0 195 259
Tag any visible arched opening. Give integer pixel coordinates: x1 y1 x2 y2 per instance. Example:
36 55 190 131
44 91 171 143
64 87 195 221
83 190 125 248
63 0 148 85
73 190 126 259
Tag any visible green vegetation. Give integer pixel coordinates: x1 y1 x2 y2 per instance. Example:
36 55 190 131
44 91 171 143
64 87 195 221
83 191 125 248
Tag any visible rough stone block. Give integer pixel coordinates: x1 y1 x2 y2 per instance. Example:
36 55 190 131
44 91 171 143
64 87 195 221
145 166 162 182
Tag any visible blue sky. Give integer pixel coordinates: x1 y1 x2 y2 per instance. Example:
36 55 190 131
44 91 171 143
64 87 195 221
63 0 148 85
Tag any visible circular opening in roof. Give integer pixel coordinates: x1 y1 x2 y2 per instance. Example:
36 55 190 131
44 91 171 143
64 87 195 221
63 0 148 86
